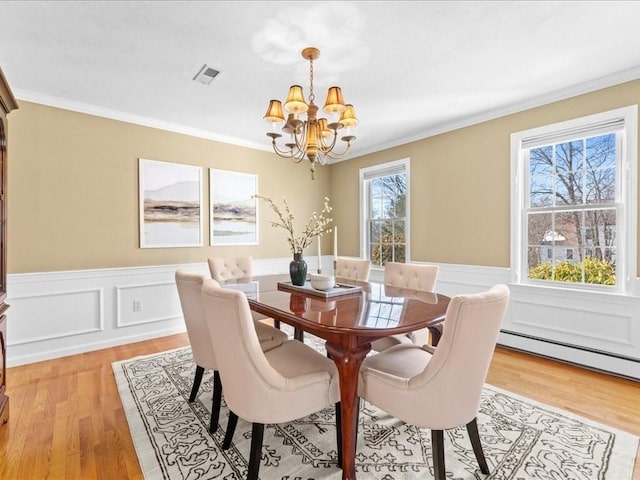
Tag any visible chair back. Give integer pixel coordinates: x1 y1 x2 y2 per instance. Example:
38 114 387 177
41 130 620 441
200 280 290 419
208 256 253 282
412 284 510 426
175 270 219 370
335 257 371 281
384 262 439 292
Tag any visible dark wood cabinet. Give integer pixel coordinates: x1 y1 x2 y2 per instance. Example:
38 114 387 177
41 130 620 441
0 67 18 426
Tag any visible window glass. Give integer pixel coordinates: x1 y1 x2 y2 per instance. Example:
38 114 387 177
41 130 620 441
361 160 409 267
521 125 627 289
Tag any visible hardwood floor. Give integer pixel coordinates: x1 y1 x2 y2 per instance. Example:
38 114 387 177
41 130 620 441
0 335 638 479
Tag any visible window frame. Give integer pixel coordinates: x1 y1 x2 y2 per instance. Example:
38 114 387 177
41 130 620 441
359 158 410 268
510 105 638 294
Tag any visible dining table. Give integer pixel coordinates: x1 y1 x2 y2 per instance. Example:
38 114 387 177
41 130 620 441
222 273 451 480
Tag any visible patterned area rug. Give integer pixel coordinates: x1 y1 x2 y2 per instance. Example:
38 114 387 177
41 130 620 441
113 342 638 480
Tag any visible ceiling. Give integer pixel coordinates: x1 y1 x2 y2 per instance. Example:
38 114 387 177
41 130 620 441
2 1 640 159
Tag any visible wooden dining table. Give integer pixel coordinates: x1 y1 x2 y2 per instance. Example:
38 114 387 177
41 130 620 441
222 274 451 480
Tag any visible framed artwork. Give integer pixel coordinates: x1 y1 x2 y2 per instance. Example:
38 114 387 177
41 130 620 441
139 158 203 248
210 169 258 245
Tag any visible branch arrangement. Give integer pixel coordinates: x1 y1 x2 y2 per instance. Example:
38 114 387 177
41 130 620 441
255 195 333 254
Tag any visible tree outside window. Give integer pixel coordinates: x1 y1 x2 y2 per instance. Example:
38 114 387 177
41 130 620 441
526 133 617 286
361 160 409 268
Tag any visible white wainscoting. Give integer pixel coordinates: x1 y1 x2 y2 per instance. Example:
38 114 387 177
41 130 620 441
6 257 302 367
371 262 640 380
7 259 640 380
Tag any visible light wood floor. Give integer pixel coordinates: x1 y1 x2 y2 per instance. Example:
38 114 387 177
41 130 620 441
1 334 638 479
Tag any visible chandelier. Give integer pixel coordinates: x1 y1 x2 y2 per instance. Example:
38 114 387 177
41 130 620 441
263 47 358 180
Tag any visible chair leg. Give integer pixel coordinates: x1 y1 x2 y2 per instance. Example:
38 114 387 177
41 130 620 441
431 429 446 480
274 319 281 330
355 396 360 451
189 365 205 402
209 371 222 433
428 325 443 346
335 402 342 467
248 423 265 480
294 327 304 342
466 417 490 474
223 411 239 450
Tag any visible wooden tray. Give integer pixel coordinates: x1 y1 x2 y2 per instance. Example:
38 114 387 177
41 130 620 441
277 281 363 298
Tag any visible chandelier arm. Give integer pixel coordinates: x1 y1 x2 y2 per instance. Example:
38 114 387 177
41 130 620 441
323 141 353 160
270 140 296 158
292 125 308 152
289 124 312 161
291 148 306 162
272 149 305 164
315 153 328 166
317 132 339 153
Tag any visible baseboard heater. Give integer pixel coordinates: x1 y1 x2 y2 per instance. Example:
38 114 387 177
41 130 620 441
498 329 640 382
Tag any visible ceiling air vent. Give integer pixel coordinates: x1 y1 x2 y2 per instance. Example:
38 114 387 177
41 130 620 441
193 64 221 85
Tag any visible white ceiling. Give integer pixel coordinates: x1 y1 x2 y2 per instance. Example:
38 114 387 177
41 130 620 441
2 1 640 159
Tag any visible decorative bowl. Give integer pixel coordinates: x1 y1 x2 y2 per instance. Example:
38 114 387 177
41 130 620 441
309 274 335 291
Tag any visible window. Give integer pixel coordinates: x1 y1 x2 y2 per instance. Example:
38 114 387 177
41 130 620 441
511 106 637 292
360 159 409 267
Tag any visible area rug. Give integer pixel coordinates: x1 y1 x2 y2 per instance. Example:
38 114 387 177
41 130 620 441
113 342 638 480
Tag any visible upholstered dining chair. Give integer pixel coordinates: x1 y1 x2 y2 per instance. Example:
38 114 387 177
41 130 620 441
200 279 342 480
208 256 282 329
208 256 253 282
358 284 510 480
174 270 288 433
371 262 440 352
334 257 372 281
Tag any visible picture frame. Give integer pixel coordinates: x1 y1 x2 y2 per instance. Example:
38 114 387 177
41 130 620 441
139 158 203 248
210 169 258 246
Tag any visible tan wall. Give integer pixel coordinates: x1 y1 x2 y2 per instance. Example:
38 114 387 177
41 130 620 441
331 80 640 270
8 102 332 273
9 80 640 274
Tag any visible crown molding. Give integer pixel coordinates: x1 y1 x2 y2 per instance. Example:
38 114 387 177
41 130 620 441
14 64 640 161
341 65 640 162
13 89 273 153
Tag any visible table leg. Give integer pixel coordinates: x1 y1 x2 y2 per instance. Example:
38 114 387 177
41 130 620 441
325 342 371 480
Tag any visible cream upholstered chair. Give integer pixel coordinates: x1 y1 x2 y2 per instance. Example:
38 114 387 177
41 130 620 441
208 256 282 329
371 262 440 352
200 279 341 480
384 261 439 291
208 256 253 282
334 256 371 281
175 270 288 433
358 284 510 480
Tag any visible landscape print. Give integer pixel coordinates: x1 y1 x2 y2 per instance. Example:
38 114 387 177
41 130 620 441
139 159 203 248
210 169 257 245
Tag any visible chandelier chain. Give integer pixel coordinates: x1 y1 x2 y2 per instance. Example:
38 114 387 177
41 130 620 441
309 57 315 103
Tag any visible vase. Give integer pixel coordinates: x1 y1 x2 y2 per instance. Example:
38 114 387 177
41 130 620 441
289 253 308 286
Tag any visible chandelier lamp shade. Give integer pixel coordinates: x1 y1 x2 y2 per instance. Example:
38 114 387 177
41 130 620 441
263 47 358 179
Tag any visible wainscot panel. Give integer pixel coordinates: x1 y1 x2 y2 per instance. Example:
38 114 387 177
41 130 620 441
6 258 296 367
115 282 182 327
7 260 640 379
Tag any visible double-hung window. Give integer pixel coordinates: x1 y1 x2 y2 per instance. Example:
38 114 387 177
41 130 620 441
360 159 409 267
511 106 637 292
